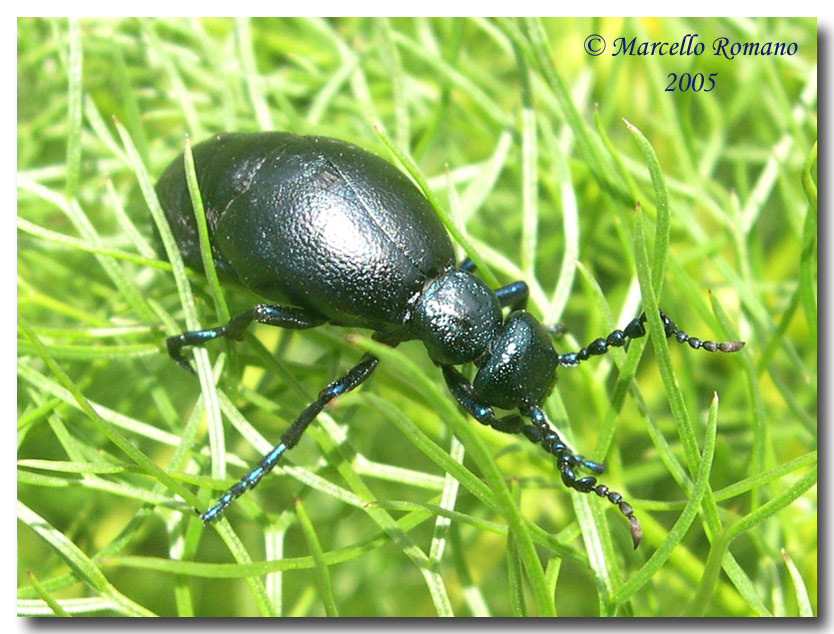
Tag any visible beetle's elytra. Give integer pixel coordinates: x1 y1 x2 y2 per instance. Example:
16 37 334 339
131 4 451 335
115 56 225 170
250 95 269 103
155 131 744 549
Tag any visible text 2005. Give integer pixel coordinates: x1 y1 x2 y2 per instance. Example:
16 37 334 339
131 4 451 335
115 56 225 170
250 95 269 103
666 72 718 92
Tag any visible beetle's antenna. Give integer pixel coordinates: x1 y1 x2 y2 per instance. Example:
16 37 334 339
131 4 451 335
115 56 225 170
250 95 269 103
521 405 642 549
556 308 744 368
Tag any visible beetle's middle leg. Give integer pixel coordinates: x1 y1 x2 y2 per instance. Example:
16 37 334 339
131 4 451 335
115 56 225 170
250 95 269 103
459 258 559 329
200 352 379 523
458 257 530 312
492 281 565 335
167 304 327 372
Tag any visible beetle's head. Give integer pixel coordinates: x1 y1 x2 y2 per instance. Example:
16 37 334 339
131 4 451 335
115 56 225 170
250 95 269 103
472 310 559 410
411 269 502 365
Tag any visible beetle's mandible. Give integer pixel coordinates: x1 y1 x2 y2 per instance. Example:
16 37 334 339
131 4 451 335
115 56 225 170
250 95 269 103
155 132 744 549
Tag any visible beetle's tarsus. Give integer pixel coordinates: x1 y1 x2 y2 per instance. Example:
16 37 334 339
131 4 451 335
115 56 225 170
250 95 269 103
166 337 196 374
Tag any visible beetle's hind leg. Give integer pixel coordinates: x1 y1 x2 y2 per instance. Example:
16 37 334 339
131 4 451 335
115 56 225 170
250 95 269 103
200 352 380 523
556 308 745 368
167 304 327 372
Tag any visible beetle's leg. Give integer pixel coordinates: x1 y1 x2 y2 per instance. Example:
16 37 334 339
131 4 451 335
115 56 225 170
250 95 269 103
441 365 526 433
492 280 563 333
459 256 528 310
521 404 641 549
556 308 745 368
167 304 327 373
494 281 529 311
441 365 641 548
200 352 379 523
442 366 597 468
459 256 528 311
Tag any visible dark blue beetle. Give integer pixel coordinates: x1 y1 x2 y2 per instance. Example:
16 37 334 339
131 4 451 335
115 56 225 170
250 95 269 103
156 132 744 548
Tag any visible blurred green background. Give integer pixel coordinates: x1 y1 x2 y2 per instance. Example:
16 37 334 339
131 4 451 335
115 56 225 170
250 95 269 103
17 17 816 617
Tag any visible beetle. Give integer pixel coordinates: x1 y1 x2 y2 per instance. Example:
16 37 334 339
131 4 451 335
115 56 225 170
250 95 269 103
154 131 744 549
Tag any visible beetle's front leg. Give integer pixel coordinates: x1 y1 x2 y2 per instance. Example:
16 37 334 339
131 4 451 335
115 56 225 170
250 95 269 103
520 404 641 549
441 365 528 434
167 304 327 372
494 281 529 312
441 365 641 548
441 366 602 471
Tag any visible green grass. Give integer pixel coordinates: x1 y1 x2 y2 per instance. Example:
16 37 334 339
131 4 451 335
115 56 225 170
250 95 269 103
17 17 816 617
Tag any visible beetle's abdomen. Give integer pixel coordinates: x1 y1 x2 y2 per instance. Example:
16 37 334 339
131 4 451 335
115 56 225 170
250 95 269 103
156 133 455 329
